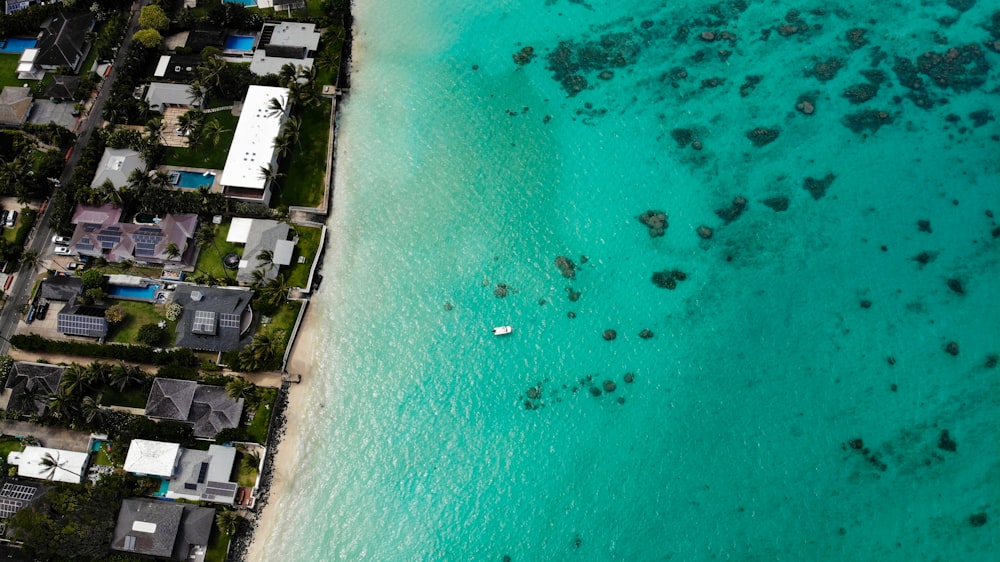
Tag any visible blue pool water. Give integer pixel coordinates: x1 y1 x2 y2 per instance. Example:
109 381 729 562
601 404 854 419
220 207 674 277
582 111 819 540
228 0 258 6
0 38 36 54
108 284 160 300
170 170 214 189
224 35 255 51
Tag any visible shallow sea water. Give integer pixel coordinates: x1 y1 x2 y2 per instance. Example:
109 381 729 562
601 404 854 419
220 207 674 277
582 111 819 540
259 1 999 560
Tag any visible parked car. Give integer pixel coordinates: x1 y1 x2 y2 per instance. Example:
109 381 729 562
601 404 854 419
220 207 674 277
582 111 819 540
35 301 49 320
4 210 16 228
53 235 72 244
54 246 72 255
67 262 78 270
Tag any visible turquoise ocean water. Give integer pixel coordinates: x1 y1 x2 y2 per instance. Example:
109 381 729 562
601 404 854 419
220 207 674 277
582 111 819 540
260 1 999 560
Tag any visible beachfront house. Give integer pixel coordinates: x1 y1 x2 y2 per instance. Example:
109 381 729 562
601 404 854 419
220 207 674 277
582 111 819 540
219 85 289 204
67 204 199 266
1 361 65 417
7 446 88 484
226 217 295 285
16 12 95 79
144 82 202 113
91 148 146 189
123 439 239 504
110 498 214 560
171 285 254 354
249 21 321 78
145 378 244 438
0 86 33 127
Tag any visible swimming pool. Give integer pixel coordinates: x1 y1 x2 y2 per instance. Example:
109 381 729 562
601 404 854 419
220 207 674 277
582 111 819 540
224 34 255 51
108 283 160 300
0 38 37 54
169 170 215 189
227 0 258 6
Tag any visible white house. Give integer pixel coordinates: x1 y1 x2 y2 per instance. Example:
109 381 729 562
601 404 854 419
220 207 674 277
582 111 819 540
123 439 181 479
219 85 289 204
8 446 89 484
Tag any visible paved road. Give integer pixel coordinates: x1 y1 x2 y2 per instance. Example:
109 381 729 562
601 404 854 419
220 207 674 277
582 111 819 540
0 0 148 355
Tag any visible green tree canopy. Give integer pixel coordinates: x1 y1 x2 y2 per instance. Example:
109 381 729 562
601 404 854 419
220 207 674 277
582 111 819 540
133 28 163 49
138 5 169 31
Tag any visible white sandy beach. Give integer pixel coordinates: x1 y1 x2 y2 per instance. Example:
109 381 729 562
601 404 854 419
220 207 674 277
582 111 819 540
242 303 317 562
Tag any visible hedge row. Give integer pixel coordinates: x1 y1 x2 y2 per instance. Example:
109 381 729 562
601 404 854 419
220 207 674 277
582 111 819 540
10 334 197 366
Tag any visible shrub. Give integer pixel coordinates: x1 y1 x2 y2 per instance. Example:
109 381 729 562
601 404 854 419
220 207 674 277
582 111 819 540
165 302 182 321
105 305 126 324
136 323 164 346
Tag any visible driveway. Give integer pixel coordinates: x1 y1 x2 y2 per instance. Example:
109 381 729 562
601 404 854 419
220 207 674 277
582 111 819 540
27 100 78 129
0 420 93 452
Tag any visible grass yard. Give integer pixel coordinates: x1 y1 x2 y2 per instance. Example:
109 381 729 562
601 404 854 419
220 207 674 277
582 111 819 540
107 300 176 345
194 221 243 281
162 111 240 170
100 382 153 409
205 526 231 562
0 55 24 90
244 387 276 444
232 450 260 487
279 100 331 208
4 208 37 244
93 445 115 467
0 436 23 459
284 224 323 288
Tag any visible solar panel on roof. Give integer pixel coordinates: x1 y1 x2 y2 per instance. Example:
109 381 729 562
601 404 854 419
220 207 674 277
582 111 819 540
1 484 36 501
135 249 154 257
124 535 136 551
219 313 240 329
184 482 198 490
197 462 209 483
103 226 121 233
83 223 100 232
0 498 23 519
203 481 237 500
192 310 217 335
77 241 95 250
58 314 108 337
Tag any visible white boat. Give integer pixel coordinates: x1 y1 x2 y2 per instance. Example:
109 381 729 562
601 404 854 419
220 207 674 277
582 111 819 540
492 325 513 336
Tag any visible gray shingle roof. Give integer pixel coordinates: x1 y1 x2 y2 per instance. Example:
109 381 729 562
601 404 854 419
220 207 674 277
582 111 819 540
91 148 145 189
36 13 94 71
145 378 197 421
4 362 65 416
173 285 253 352
235 219 290 284
145 82 201 112
38 276 84 302
112 498 214 560
0 87 32 127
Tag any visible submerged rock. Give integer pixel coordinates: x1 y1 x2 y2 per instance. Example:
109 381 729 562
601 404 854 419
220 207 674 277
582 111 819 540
624 372 635 383
945 341 960 356
803 173 836 200
602 380 617 393
602 329 617 341
946 278 965 294
746 127 780 147
761 196 790 211
638 210 668 237
969 513 988 527
697 225 714 239
639 329 654 339
555 256 576 279
938 429 957 451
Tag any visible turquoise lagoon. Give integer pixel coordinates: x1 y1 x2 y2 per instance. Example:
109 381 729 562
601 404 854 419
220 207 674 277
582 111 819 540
257 1 999 560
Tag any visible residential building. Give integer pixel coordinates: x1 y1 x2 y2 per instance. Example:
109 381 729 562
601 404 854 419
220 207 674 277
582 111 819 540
219 85 289 204
123 439 181 479
171 284 254 354
110 498 213 560
0 87 32 127
35 275 110 340
144 82 202 113
68 204 198 265
0 480 45 538
226 218 294 284
145 378 244 438
7 446 88 484
16 12 94 79
249 21 321 77
45 74 80 100
90 148 146 189
123 440 239 505
1 361 65 417
152 54 203 81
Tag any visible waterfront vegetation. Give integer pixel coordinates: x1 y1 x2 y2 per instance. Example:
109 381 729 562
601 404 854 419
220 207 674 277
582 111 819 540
279 100 330 208
162 111 240 169
285 224 323 288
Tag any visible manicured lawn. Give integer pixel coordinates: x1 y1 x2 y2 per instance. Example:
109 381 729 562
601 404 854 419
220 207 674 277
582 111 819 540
93 445 116 467
107 300 176 345
0 55 24 90
162 111 240 169
244 387 276 444
232 450 259 486
0 436 23 459
4 208 37 244
283 224 322 288
279 100 331 208
205 526 230 562
100 382 153 409
194 221 243 281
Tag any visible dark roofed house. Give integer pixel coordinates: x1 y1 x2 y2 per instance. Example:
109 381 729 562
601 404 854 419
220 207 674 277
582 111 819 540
33 12 95 72
111 498 213 560
173 285 253 352
45 75 80 100
184 26 226 52
0 87 33 127
146 378 244 439
3 362 65 416
38 275 84 302
70 204 198 265
154 54 204 81
57 301 109 338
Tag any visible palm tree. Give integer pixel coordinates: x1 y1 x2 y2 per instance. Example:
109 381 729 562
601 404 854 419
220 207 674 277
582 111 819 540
216 509 242 537
47 389 79 421
282 116 301 147
249 267 267 289
165 241 181 262
258 164 283 189
84 362 113 387
225 377 257 404
258 273 289 308
278 63 298 88
265 96 286 118
0 158 27 192
59 363 87 397
110 363 146 392
195 223 231 282
145 117 165 144
188 80 205 106
97 180 124 207
239 330 284 371
81 394 104 425
12 383 47 415
39 451 80 481
256 249 274 271
272 132 293 160
200 119 229 147
19 248 40 271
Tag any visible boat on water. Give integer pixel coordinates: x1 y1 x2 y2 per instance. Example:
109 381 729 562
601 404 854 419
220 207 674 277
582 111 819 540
492 325 513 336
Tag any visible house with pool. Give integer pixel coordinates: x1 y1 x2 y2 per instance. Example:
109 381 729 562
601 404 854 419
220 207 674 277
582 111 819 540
219 85 289 204
16 12 94 79
91 148 146 190
67 204 199 266
249 21 322 78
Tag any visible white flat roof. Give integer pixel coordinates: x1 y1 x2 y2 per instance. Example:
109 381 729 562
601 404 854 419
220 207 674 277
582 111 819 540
154 55 170 77
219 85 288 190
226 217 254 243
123 439 180 478
11 446 88 484
19 48 38 63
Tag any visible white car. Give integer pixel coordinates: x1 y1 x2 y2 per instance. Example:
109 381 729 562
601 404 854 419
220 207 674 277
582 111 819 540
54 246 72 255
52 235 71 244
